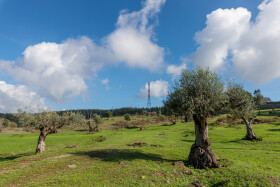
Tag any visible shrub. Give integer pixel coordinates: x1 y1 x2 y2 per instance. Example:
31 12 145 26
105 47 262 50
92 135 106 142
124 114 131 121
157 115 166 122
113 120 130 130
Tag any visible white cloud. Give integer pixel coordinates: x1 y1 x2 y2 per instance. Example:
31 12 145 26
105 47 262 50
0 81 45 113
166 63 186 79
138 80 169 98
101 78 109 85
101 78 110 90
0 37 111 102
187 0 280 84
107 0 165 71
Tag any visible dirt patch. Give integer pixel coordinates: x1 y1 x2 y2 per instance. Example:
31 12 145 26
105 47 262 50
65 144 79 148
128 142 148 147
45 154 71 160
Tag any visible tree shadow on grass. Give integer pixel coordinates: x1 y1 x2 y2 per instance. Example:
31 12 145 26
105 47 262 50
0 152 33 162
72 149 181 163
272 123 280 126
267 129 280 131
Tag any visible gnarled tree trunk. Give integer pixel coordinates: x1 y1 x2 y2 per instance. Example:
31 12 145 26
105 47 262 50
242 117 259 140
88 121 94 133
36 130 47 154
188 115 220 169
35 127 57 154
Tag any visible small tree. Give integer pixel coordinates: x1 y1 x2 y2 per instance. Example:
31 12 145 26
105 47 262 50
226 81 259 140
93 114 102 132
105 111 112 119
88 113 103 133
124 114 131 121
253 89 266 115
3 119 10 128
17 109 86 154
177 66 227 169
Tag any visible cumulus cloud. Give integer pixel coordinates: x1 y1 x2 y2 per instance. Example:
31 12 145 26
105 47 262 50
0 81 45 113
0 37 111 102
107 0 165 71
187 0 280 84
138 80 169 98
0 0 166 105
166 63 186 79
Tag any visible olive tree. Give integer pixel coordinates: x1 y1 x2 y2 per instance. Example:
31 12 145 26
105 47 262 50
17 109 86 154
226 81 259 140
176 67 227 169
88 114 102 132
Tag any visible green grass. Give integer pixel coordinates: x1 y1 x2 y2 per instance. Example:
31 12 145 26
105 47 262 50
1 115 280 186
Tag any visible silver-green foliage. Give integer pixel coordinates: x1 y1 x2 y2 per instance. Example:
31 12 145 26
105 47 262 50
226 81 255 119
17 109 86 130
179 66 227 118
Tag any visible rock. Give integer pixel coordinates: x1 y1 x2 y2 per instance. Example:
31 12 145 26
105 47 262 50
183 170 193 175
173 161 185 168
68 164 77 169
188 181 204 187
118 162 127 166
140 126 146 131
65 145 79 148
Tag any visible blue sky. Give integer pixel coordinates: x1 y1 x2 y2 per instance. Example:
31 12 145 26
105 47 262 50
0 0 279 112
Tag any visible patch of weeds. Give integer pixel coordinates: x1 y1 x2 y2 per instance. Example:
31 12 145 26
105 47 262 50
128 142 147 147
92 135 106 142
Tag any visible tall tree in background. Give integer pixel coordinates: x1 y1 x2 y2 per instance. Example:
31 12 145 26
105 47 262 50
105 111 112 119
163 87 185 123
253 89 266 115
172 67 227 169
226 81 260 140
18 109 86 154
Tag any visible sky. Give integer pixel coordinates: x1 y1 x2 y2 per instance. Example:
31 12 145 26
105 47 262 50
0 0 280 113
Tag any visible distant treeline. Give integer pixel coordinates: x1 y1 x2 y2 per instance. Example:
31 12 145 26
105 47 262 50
260 102 280 110
1 102 279 122
58 107 162 119
0 107 162 122
0 113 17 122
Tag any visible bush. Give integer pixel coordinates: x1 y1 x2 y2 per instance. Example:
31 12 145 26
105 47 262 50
124 114 131 121
3 119 10 127
157 115 166 122
113 120 130 130
92 135 106 142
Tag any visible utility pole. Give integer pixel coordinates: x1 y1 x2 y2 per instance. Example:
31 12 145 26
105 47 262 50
147 82 151 113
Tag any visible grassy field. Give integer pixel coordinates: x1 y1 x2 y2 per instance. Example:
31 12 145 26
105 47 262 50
0 111 280 186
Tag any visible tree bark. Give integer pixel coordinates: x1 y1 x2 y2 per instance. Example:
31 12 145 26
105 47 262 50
35 127 57 154
242 117 259 140
188 114 220 169
36 130 47 154
88 121 94 133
